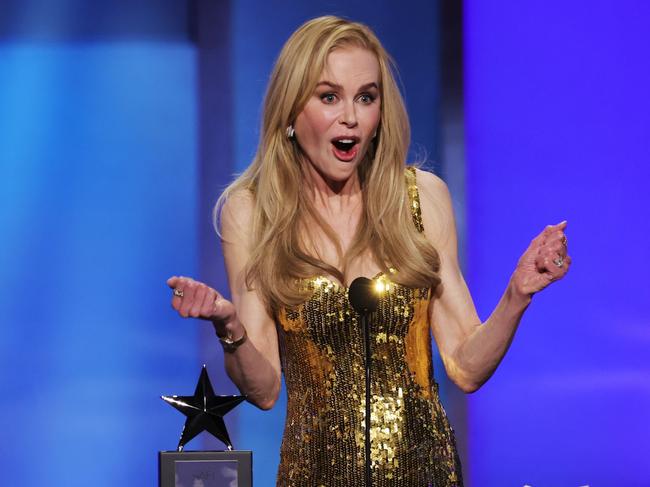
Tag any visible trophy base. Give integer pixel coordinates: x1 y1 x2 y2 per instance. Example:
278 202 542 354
159 450 252 487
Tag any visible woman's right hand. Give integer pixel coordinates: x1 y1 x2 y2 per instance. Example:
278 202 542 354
166 276 238 337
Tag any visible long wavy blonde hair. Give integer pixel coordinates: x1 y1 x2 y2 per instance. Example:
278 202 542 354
216 16 440 311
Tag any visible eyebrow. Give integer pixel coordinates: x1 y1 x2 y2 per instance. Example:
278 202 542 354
315 81 380 91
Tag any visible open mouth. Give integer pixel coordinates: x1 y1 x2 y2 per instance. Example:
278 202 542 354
332 139 357 151
331 136 360 161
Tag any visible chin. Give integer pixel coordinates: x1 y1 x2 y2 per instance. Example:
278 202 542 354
305 152 363 184
330 161 359 180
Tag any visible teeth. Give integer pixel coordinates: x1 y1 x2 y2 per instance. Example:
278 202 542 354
337 139 354 143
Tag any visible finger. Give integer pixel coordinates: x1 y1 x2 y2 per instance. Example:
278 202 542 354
563 254 572 271
169 276 184 310
535 257 555 275
178 279 197 317
549 255 571 282
555 220 568 231
533 224 562 250
536 247 559 273
545 229 567 244
557 254 572 270
544 252 566 278
541 270 556 284
544 238 568 258
538 260 559 280
189 284 207 318
548 230 567 248
534 244 553 271
531 225 553 245
540 228 568 254
171 292 182 311
538 221 567 241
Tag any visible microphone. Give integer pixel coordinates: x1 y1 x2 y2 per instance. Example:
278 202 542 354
348 276 378 487
348 277 379 314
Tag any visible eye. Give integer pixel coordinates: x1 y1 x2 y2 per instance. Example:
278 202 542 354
320 93 337 104
358 93 376 104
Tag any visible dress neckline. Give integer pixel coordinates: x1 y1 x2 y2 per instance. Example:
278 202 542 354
311 271 388 293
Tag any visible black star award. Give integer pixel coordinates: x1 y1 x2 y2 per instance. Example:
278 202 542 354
161 364 245 451
159 365 252 487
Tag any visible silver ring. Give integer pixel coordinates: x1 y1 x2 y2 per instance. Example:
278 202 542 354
553 256 564 267
173 288 184 298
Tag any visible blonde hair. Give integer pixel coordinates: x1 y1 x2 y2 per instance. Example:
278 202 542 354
216 15 440 311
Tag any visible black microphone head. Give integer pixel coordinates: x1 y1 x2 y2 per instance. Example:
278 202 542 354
348 277 379 315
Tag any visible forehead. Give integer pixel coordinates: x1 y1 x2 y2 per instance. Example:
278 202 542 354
319 47 380 86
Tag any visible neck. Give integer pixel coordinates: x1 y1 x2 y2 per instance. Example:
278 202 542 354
303 161 363 212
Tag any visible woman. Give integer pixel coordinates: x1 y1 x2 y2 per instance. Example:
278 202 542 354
167 16 570 486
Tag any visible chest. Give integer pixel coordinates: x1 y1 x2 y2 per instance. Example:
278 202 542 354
308 207 382 284
280 277 431 344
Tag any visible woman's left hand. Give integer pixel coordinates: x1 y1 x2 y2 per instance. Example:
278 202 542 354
511 221 571 297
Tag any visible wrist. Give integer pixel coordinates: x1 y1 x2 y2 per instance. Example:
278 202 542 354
218 327 248 353
213 318 248 353
506 279 533 308
212 315 241 339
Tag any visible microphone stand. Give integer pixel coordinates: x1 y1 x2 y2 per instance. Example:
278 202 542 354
348 277 379 487
361 311 372 487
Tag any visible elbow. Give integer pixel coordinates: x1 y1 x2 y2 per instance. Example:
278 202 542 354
250 378 281 411
453 367 492 393
449 363 485 393
225 363 282 410
254 392 279 410
456 380 481 394
256 398 276 410
446 348 488 394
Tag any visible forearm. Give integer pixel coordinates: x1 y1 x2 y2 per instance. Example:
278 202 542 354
452 281 532 391
218 319 281 410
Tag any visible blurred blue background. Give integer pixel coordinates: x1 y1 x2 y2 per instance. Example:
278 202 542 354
0 1 648 486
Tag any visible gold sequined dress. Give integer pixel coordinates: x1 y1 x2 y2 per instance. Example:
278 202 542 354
275 168 463 486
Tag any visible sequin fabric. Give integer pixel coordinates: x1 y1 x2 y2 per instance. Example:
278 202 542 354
275 167 463 486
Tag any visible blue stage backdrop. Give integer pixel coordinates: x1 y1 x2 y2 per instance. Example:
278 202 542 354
3 1 648 486
0 1 200 485
464 1 650 485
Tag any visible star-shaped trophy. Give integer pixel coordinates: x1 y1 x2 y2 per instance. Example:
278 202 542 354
158 365 252 487
162 364 245 451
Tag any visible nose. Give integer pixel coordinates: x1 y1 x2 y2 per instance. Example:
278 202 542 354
338 100 358 128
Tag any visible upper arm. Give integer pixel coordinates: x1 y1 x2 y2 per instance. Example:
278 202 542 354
415 169 481 376
220 191 281 379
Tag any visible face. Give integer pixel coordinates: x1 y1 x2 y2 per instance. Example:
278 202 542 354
294 46 381 184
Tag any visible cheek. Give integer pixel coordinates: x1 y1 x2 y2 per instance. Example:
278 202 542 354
368 106 381 130
297 111 336 146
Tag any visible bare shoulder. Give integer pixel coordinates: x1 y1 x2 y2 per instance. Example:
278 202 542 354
221 188 254 221
412 168 456 249
220 188 255 243
413 167 451 201
220 188 257 295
